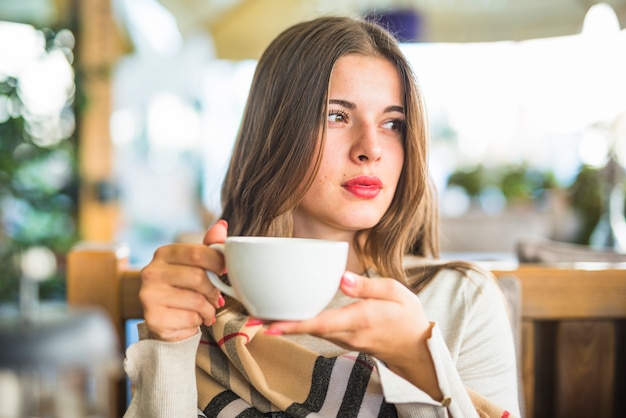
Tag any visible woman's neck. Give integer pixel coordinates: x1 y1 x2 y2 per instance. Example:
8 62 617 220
345 247 366 275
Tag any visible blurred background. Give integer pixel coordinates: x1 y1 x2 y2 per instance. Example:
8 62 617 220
2 0 626 304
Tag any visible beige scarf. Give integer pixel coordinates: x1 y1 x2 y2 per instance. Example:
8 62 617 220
194 310 513 417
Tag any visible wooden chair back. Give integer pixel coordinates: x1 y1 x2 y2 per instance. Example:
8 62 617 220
67 243 626 418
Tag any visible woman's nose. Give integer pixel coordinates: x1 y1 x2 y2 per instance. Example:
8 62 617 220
351 123 382 163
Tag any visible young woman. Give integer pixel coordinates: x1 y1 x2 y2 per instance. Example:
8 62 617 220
124 16 520 418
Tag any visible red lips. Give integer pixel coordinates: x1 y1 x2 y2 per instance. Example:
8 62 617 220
342 176 383 199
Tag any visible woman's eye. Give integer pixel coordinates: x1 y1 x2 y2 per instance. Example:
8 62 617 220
383 119 405 132
328 110 348 123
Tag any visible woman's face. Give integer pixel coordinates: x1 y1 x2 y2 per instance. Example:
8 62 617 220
293 53 405 241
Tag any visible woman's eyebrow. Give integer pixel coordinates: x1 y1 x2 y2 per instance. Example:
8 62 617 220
329 99 404 114
386 105 405 114
329 99 355 109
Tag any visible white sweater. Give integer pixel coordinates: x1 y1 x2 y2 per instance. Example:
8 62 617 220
124 263 520 418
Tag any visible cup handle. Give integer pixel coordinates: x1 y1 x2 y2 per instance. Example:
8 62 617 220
205 243 237 299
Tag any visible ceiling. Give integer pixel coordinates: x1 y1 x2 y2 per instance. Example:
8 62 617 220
157 0 626 59
1 0 625 59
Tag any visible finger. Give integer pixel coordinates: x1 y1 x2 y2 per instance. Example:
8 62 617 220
266 300 374 335
203 219 228 245
150 244 226 276
145 307 204 330
140 284 218 323
245 317 267 327
149 243 227 283
340 272 407 302
144 307 206 342
141 262 223 308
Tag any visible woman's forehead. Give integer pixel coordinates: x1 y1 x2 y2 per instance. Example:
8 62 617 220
328 55 403 107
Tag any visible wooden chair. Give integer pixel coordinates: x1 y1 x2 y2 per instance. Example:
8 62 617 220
67 243 626 418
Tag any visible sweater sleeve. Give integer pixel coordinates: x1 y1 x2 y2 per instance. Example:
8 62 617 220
455 269 520 414
373 324 479 418
374 267 520 418
123 323 201 418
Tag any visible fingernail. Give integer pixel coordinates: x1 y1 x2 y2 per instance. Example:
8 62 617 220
217 219 228 228
264 328 283 336
210 316 216 326
218 295 226 307
245 318 264 327
343 272 356 287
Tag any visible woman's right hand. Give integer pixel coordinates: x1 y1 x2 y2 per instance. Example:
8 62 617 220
138 220 228 342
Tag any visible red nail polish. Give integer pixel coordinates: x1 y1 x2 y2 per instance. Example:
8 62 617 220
218 295 226 307
245 318 264 327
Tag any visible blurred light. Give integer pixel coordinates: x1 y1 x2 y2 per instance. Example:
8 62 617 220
114 0 183 55
441 185 471 217
110 108 139 146
579 128 610 167
17 49 74 116
0 0 56 27
146 92 200 151
58 109 76 138
6 94 21 118
233 60 256 104
13 149 72 193
0 21 44 77
12 143 36 161
20 246 57 281
55 29 75 50
479 186 507 215
0 371 20 417
1 195 75 241
613 112 626 167
457 132 489 163
0 94 9 123
146 148 181 174
42 149 73 189
26 114 74 148
582 3 620 36
551 147 583 187
400 11 626 175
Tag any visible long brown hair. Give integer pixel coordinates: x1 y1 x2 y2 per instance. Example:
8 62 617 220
221 16 458 291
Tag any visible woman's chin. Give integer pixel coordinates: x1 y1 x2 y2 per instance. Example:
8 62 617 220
338 214 385 231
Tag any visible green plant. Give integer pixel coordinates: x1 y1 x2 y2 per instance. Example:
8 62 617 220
446 162 617 246
0 26 78 303
497 164 558 202
567 164 604 245
447 165 486 197
447 163 558 202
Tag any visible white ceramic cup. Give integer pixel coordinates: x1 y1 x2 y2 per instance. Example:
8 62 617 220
206 237 348 320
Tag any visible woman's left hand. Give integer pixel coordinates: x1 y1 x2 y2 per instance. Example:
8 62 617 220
264 272 442 399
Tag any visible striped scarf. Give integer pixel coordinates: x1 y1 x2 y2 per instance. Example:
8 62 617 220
195 311 511 417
